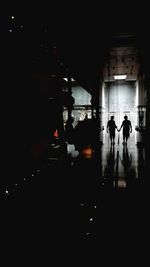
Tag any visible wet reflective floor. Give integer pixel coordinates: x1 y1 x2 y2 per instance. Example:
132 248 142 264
77 133 148 241
1 133 150 257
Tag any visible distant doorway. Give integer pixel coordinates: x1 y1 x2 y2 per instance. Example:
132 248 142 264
102 80 137 145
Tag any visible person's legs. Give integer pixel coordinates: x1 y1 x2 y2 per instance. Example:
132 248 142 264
110 133 112 144
110 132 115 144
125 133 130 145
112 135 115 145
123 134 126 145
125 136 129 145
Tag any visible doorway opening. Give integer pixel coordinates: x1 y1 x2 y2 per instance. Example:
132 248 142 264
102 80 137 145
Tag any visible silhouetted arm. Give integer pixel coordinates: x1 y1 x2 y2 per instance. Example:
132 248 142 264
130 121 132 133
118 122 123 131
106 122 109 133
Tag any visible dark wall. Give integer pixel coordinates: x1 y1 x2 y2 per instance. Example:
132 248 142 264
1 14 64 183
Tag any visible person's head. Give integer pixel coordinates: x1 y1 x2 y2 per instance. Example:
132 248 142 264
111 116 114 120
124 115 128 120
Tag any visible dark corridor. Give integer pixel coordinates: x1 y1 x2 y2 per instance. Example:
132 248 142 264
1 11 150 261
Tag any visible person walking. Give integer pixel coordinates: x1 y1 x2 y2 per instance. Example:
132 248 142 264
118 115 132 145
106 116 117 145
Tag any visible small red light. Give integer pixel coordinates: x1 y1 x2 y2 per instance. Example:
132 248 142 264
53 129 58 138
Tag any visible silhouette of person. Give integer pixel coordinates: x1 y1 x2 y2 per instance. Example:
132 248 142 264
118 115 132 145
65 116 75 144
106 116 117 144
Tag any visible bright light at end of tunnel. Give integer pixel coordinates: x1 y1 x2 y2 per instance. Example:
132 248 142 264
114 75 127 80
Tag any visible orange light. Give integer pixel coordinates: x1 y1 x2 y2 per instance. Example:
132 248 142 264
82 147 93 158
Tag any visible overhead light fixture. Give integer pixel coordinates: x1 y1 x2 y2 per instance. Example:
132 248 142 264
114 75 127 80
63 77 75 82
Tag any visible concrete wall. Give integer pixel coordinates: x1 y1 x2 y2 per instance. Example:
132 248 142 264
72 86 91 105
137 75 146 106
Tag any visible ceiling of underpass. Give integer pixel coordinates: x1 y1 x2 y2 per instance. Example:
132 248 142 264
26 8 149 92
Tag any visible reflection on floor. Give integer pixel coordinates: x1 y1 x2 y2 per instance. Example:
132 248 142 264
1 132 149 250
77 132 148 241
102 132 139 189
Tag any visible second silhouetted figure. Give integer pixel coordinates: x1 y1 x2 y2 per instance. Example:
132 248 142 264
106 116 117 145
118 115 132 145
